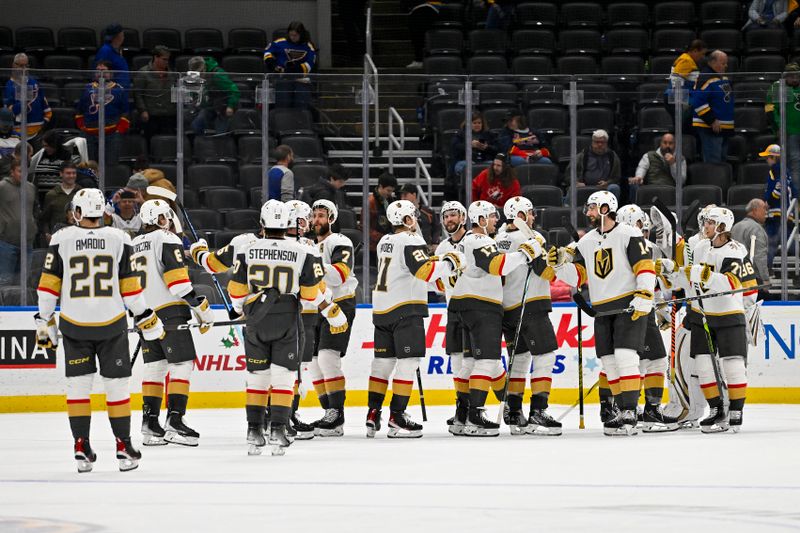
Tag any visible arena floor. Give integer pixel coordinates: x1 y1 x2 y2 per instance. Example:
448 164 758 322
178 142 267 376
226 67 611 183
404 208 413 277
1 404 798 532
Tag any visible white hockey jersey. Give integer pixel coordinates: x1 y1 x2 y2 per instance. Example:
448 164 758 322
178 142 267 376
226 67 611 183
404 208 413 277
318 232 358 302
433 233 466 302
494 226 554 313
295 235 322 314
131 229 194 321
200 232 259 273
557 222 656 312
37 225 147 340
373 230 444 325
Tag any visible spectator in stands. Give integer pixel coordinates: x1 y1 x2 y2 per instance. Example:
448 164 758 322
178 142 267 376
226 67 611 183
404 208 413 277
732 198 770 284
0 141 33 178
451 112 497 178
761 144 798 266
566 129 621 202
31 130 82 195
0 159 37 284
399 183 440 249
75 161 99 189
785 0 800 34
766 63 800 181
692 50 734 163
187 56 240 136
301 163 349 210
39 162 81 243
264 21 317 109
108 173 147 213
497 111 553 167
134 45 176 139
75 61 130 167
266 145 295 202
94 24 131 90
628 133 687 201
104 190 141 237
368 172 398 253
404 1 440 69
665 39 706 128
472 153 521 209
0 108 20 160
485 0 516 30
3 53 52 141
743 0 789 31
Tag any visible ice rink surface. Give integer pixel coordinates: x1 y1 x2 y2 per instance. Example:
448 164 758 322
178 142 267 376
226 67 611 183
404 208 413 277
1 404 799 533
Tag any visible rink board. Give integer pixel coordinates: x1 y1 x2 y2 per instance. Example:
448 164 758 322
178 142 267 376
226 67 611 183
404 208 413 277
0 303 798 412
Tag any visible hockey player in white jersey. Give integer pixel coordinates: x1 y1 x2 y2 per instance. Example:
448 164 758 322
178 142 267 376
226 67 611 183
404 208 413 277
189 226 259 279
132 199 214 447
657 207 759 433
228 200 348 455
308 199 358 436
367 200 464 438
494 196 562 436
35 188 166 472
549 191 656 436
285 199 322 439
616 204 679 432
431 201 469 433
450 200 542 436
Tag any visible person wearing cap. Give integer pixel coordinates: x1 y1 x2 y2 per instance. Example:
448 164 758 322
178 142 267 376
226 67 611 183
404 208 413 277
766 63 800 181
93 23 131 90
399 182 440 249
0 108 20 160
565 129 621 202
108 172 148 214
691 50 734 163
3 53 52 139
134 45 176 139
761 144 799 267
497 112 552 167
39 162 81 243
471 153 521 210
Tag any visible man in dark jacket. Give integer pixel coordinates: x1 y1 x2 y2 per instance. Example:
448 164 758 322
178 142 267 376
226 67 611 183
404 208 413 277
134 45 176 139
301 163 349 210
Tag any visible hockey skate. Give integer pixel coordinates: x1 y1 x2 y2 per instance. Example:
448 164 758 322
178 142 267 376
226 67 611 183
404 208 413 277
247 423 266 455
115 437 141 472
603 409 638 436
268 424 292 456
641 403 680 433
700 406 729 433
503 406 529 436
387 411 423 438
141 406 167 446
526 409 563 436
599 401 618 424
448 399 468 436
164 411 199 446
464 408 500 437
729 410 743 433
314 408 344 437
290 413 315 441
366 408 381 438
74 437 96 473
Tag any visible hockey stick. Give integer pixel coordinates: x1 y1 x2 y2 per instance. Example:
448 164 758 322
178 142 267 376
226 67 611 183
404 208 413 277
130 336 143 366
416 367 428 422
496 264 534 424
557 378 600 422
573 283 771 318
573 292 585 429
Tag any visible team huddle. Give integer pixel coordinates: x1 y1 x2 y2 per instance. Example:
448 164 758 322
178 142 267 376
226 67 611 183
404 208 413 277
34 186 762 471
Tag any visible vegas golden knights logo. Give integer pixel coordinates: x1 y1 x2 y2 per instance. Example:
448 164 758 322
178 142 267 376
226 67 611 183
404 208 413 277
594 248 613 279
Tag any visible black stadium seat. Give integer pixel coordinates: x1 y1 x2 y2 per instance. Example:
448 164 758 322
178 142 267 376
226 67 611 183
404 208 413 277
469 29 507 55
700 29 742 56
0 27 13 52
652 29 696 54
527 107 567 135
577 106 614 135
292 164 328 191
601 56 645 82
521 184 563 207
281 136 325 163
515 163 560 187
15 27 55 53
605 29 650 55
58 27 97 54
522 83 563 106
745 29 787 54
683 185 723 206
560 2 604 29
467 55 509 78
142 28 181 53
700 1 742 27
728 184 765 206
688 162 733 195
653 1 695 27
512 29 556 56
423 56 464 76
203 188 248 210
224 209 260 230
477 83 518 107
150 135 191 163
556 56 599 76
577 83 616 106
187 164 235 189
239 165 264 191
228 28 267 54
735 107 767 134
738 162 770 185
636 185 676 207
193 136 238 164
186 209 224 231
516 2 558 29
550 135 591 162
512 55 553 76
559 30 602 56
184 28 224 54
121 28 141 54
638 106 674 133
425 29 463 55
606 2 650 28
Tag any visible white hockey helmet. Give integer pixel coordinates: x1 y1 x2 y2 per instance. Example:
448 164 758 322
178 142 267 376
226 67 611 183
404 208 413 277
72 188 106 221
585 190 618 215
441 200 466 225
139 199 173 229
285 199 312 228
312 199 338 224
468 200 497 227
616 204 646 229
503 196 534 221
704 206 734 234
386 199 417 227
260 199 289 229
698 204 717 227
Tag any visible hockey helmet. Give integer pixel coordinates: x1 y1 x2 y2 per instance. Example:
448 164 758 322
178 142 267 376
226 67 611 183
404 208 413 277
616 204 646 229
72 188 106 221
441 200 466 222
387 199 417 227
704 206 734 234
698 204 717 228
260 199 289 229
503 196 534 221
584 190 618 215
312 199 338 224
285 199 312 228
139 199 174 229
468 200 497 227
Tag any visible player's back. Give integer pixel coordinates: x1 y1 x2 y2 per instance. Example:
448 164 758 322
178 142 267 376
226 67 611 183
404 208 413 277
451 231 503 311
203 232 259 273
132 229 191 320
495 227 552 310
373 231 430 324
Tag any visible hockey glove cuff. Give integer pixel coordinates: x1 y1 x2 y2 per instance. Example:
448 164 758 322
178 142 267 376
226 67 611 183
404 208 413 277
630 290 654 321
320 303 349 334
34 313 58 349
189 238 209 265
190 296 214 334
685 265 712 285
136 309 166 341
442 250 466 272
518 239 543 263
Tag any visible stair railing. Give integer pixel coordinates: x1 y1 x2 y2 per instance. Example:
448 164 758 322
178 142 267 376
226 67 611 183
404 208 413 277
415 157 433 207
364 53 381 156
387 106 405 174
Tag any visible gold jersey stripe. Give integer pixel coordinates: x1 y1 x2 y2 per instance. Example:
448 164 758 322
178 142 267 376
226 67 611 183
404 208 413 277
120 276 143 296
488 254 505 276
632 258 656 276
164 267 191 288
37 272 62 295
300 283 321 300
228 280 249 299
207 253 229 273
